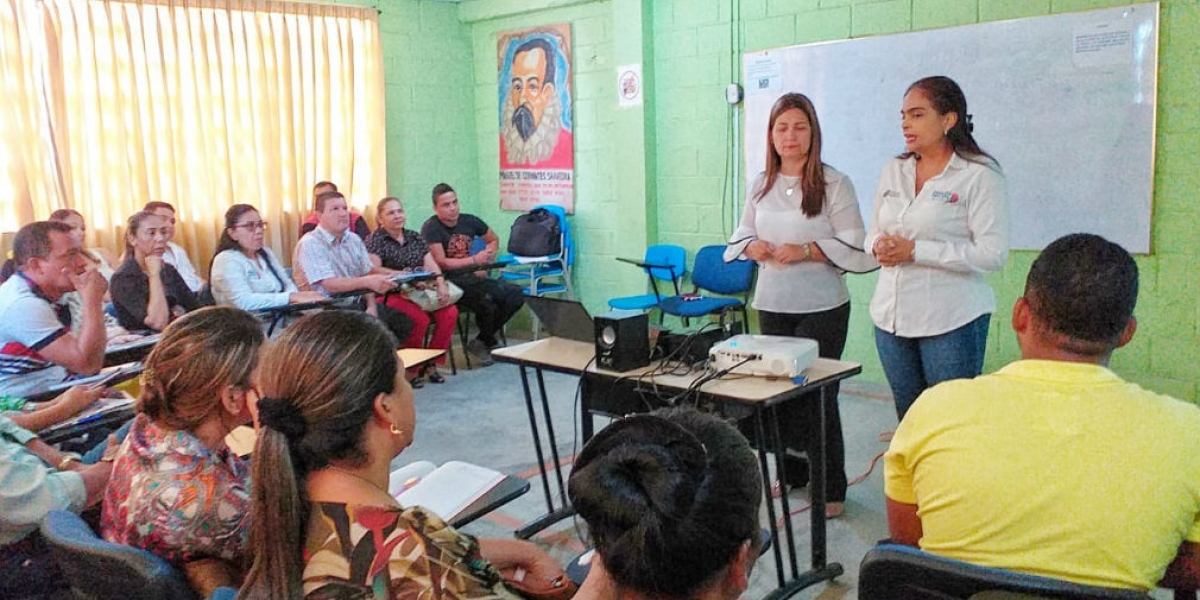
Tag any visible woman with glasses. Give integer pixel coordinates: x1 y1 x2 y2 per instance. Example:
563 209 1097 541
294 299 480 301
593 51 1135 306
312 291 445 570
210 205 324 311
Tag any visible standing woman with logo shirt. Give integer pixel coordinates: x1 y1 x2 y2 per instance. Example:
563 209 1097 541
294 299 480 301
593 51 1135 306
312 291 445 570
725 92 873 518
868 76 1008 421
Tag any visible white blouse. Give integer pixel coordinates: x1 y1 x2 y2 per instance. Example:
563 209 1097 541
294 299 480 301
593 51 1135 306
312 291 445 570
211 247 297 311
725 167 867 314
867 152 1008 337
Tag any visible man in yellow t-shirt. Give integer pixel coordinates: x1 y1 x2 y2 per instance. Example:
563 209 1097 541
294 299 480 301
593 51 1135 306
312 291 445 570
885 233 1200 591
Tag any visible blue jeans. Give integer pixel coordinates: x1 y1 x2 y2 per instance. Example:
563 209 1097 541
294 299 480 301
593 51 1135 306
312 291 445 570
875 314 990 421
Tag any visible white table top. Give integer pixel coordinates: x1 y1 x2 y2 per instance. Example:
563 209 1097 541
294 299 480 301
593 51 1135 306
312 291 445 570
492 337 861 404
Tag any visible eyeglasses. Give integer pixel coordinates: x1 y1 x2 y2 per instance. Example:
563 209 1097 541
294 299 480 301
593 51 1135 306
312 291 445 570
233 221 269 231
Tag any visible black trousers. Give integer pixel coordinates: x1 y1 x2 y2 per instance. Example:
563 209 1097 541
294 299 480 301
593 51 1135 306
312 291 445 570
758 303 850 502
375 301 415 348
451 275 524 347
340 296 413 347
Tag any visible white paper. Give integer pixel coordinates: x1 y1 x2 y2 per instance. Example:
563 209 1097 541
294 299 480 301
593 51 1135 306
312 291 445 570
617 64 643 107
745 54 782 95
1072 20 1133 68
393 461 505 521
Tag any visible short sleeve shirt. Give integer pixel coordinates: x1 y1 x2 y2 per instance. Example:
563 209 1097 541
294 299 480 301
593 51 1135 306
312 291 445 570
420 215 489 260
0 416 86 546
365 228 430 271
0 274 72 397
110 259 201 331
292 226 373 293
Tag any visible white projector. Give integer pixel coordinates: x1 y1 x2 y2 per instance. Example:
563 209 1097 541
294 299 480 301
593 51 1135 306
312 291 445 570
709 334 819 378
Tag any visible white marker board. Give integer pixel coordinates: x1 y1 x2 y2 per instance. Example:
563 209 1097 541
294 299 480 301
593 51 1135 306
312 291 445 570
743 3 1158 253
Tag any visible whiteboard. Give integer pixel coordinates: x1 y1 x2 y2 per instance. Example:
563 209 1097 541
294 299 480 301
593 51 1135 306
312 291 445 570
742 3 1158 253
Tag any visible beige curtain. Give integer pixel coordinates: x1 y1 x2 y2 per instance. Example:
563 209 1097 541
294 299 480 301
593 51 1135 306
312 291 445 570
1 0 385 268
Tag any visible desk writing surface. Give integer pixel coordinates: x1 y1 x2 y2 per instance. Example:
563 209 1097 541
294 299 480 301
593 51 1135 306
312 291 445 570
397 348 445 369
491 337 595 373
493 337 861 404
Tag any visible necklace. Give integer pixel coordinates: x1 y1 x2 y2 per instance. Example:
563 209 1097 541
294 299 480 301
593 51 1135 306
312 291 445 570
782 175 800 197
326 465 396 501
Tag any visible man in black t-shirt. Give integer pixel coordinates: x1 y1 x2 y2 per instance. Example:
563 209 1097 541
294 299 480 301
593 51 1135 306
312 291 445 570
421 183 523 366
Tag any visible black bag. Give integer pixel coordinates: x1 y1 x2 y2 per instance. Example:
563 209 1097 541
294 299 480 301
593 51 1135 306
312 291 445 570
507 208 561 256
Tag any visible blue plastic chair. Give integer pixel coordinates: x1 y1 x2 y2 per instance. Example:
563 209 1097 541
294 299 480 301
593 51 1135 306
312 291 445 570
658 245 755 332
499 205 574 298
607 244 687 317
39 509 237 600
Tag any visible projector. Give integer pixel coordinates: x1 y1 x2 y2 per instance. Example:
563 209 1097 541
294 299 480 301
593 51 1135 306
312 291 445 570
709 335 819 378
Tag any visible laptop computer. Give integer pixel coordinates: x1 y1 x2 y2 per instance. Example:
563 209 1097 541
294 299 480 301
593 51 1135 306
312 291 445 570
523 296 594 343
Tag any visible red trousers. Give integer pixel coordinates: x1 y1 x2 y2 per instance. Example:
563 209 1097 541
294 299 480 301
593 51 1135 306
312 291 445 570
380 294 458 365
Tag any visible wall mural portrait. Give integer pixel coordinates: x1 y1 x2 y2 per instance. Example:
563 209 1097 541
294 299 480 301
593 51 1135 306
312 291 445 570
497 24 574 213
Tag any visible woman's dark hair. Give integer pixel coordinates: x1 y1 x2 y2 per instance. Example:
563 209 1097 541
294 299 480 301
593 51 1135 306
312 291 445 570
124 210 160 257
901 76 997 166
756 93 828 217
238 310 399 600
49 208 83 223
208 204 259 281
568 408 762 598
138 306 265 431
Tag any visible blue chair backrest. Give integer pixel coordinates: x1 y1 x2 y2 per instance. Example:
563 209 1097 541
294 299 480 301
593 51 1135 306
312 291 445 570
470 236 487 255
645 244 686 283
40 509 199 600
858 544 1151 600
532 204 572 266
691 245 753 295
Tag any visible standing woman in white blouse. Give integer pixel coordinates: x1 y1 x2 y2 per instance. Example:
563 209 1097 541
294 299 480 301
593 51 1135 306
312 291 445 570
725 92 873 518
210 204 324 311
868 76 1008 422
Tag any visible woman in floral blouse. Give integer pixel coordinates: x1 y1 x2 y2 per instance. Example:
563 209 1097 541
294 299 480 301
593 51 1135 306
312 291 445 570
238 311 564 600
101 306 265 596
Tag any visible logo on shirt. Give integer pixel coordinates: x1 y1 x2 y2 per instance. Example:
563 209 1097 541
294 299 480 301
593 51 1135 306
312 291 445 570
931 190 960 204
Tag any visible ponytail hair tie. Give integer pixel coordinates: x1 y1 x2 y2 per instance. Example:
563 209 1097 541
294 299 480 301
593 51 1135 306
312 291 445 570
965 113 974 134
257 397 307 440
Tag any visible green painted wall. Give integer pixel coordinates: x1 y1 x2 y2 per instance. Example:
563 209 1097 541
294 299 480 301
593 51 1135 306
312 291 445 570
374 1 478 231
357 0 1200 402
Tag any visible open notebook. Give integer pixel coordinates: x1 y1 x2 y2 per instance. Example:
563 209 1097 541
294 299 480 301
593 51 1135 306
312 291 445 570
388 461 506 522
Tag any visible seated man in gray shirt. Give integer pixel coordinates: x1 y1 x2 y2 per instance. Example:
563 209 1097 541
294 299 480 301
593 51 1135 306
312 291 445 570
293 190 412 344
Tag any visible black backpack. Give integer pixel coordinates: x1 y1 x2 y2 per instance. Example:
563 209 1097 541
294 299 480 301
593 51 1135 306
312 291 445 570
507 208 561 256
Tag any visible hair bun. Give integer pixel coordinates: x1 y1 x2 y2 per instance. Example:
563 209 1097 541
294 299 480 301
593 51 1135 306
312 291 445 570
257 397 307 439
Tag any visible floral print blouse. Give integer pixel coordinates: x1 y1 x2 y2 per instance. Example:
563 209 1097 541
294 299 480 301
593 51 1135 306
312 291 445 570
100 413 251 567
303 502 521 600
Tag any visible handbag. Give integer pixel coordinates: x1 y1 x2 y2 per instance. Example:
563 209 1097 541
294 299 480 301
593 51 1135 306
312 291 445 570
400 280 463 312
507 208 561 257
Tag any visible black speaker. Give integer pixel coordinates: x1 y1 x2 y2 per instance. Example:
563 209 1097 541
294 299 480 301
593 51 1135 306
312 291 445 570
595 311 650 372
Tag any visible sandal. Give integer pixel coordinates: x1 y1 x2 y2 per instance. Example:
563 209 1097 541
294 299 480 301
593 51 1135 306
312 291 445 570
428 372 446 384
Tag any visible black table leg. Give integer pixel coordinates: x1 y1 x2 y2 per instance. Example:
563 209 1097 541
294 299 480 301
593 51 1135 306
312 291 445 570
514 365 576 539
